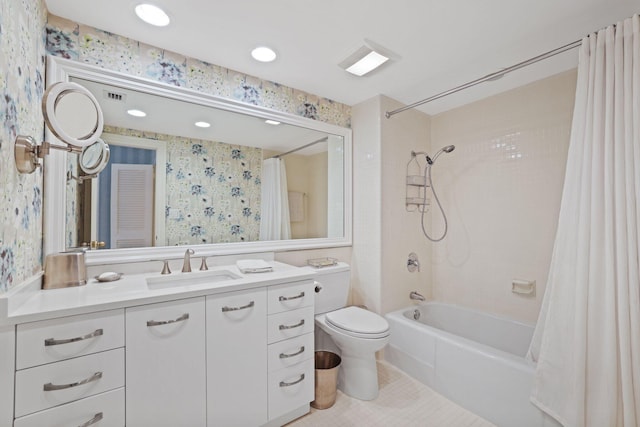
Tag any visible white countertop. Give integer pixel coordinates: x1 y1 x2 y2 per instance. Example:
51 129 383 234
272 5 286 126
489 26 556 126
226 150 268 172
1 261 315 325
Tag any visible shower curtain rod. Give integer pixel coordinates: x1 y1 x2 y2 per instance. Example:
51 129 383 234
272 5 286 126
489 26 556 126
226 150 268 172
269 136 329 159
385 39 582 118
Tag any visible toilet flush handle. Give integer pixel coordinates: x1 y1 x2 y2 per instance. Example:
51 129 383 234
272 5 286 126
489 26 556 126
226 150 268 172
314 281 322 293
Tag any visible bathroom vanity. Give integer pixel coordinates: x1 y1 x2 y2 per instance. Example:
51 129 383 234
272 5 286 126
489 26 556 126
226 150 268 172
0 261 316 427
0 53 353 427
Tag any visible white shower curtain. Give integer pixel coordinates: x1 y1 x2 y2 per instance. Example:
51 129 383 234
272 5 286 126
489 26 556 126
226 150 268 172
259 158 291 240
527 15 640 427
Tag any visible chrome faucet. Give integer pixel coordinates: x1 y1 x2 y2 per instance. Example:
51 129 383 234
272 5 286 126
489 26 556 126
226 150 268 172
182 249 194 273
407 253 420 272
410 291 425 301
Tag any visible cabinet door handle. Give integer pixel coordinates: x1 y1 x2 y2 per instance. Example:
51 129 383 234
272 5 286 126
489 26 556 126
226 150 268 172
279 346 305 359
279 319 305 330
44 328 103 346
279 291 305 301
279 373 305 387
43 371 102 391
146 313 189 327
221 301 255 312
78 412 103 427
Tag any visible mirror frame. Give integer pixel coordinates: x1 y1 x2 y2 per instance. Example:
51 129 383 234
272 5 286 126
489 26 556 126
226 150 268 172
44 55 353 266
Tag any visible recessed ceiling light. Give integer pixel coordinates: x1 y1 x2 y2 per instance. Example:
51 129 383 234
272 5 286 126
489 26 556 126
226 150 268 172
127 109 147 117
251 46 277 63
265 120 281 126
135 4 170 27
195 121 211 128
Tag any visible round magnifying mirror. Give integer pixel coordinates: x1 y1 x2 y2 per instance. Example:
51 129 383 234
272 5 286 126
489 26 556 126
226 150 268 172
43 82 104 148
79 139 110 175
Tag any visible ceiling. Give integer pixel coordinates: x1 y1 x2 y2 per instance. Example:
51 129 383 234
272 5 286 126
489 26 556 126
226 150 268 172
45 0 639 116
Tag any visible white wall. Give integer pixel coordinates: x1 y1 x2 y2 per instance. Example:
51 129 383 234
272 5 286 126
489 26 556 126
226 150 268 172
351 96 383 312
380 96 432 315
350 95 432 315
430 70 577 323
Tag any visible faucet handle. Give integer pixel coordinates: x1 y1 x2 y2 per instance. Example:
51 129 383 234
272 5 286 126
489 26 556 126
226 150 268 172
182 249 195 273
407 252 420 272
161 260 171 275
199 257 208 271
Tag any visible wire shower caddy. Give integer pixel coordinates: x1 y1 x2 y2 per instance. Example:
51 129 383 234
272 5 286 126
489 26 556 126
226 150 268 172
406 151 430 212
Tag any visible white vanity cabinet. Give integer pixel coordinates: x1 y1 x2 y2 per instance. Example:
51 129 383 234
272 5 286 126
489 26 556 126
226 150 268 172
266 281 315 421
125 296 207 427
206 287 268 427
4 271 318 427
0 325 15 427
12 309 125 427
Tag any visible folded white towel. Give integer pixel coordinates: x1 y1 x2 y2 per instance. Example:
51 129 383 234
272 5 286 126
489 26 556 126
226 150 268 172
236 259 273 273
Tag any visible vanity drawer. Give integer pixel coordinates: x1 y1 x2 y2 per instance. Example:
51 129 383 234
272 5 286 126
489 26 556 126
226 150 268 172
16 309 124 370
268 358 314 420
267 306 314 344
15 348 125 418
267 281 315 314
268 332 314 372
14 387 124 427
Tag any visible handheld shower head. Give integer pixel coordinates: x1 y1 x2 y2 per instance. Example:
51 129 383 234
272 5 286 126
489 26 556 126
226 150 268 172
426 145 455 165
442 145 455 153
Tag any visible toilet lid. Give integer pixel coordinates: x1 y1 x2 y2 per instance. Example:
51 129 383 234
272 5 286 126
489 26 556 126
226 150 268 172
325 306 389 336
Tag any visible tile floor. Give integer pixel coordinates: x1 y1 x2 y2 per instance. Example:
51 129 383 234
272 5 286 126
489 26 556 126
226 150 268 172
287 361 495 427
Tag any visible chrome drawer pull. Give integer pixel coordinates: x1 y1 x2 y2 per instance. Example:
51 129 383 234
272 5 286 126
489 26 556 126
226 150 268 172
78 412 103 427
221 301 255 312
280 346 305 359
146 313 189 327
279 319 305 330
280 373 305 387
44 329 103 347
279 292 305 302
43 371 102 391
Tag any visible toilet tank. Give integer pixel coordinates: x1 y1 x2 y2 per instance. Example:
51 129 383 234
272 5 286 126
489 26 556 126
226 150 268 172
302 262 351 314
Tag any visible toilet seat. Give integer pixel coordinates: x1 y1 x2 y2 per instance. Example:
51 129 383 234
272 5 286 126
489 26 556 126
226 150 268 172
325 306 390 339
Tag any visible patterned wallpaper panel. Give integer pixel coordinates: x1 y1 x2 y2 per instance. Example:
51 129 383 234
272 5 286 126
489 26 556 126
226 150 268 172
45 15 351 128
104 126 262 246
0 0 47 292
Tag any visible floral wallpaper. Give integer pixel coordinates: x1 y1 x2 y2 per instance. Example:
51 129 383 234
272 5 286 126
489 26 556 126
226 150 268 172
0 0 47 292
45 15 351 128
102 126 262 246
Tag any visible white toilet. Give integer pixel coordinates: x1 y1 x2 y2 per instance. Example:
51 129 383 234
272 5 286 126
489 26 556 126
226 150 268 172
308 262 390 401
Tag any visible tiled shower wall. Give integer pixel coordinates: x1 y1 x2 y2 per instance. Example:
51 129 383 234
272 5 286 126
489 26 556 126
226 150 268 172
0 0 47 291
430 70 577 323
0 8 352 293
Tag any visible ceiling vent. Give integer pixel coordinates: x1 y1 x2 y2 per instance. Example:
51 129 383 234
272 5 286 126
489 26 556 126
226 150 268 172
104 90 126 102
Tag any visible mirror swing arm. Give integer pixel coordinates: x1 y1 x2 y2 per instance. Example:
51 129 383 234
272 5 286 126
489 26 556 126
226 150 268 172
15 134 82 174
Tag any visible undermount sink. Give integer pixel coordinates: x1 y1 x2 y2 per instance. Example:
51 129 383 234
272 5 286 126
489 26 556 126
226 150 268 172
147 269 241 290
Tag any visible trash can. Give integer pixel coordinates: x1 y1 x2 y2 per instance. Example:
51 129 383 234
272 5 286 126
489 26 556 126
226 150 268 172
311 351 342 409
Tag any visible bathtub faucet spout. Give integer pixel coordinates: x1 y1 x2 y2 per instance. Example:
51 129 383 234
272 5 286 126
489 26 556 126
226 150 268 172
410 291 425 301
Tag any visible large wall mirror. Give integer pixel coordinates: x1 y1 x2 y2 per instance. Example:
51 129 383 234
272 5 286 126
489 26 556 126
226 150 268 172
44 56 352 265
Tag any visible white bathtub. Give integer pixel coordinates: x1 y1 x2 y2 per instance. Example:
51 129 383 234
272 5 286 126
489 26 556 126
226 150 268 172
385 302 560 427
